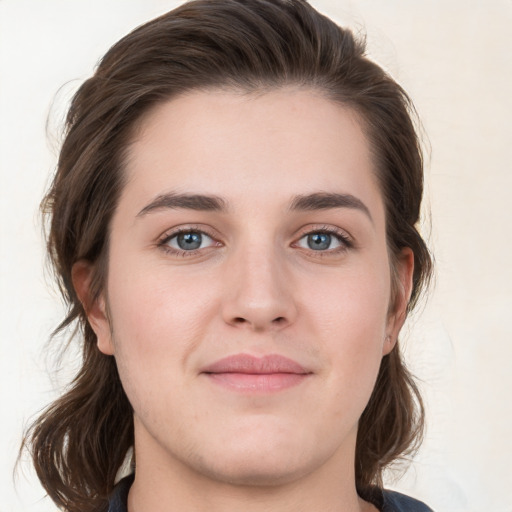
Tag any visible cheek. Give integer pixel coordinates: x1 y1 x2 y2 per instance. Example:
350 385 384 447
306 260 391 336
304 262 391 391
105 260 217 372
105 267 214 423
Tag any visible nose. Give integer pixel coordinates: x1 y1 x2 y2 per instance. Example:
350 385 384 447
221 244 298 332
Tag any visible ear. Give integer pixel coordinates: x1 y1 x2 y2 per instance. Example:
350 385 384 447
72 260 115 356
383 247 415 355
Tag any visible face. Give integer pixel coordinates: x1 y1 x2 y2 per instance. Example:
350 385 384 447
77 88 413 487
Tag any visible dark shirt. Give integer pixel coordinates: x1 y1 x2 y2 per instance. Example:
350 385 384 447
108 474 434 512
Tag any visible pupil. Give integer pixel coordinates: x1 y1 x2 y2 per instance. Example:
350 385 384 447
307 233 331 250
177 232 202 250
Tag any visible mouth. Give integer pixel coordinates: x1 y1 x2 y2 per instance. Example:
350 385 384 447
200 353 312 393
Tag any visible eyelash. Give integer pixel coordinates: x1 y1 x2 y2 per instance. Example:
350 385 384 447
293 226 353 256
157 225 353 258
157 226 220 258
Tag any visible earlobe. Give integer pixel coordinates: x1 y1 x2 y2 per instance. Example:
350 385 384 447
71 260 115 356
384 247 415 355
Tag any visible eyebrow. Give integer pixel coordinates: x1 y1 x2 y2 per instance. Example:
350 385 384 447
289 192 373 222
137 192 228 217
137 191 372 222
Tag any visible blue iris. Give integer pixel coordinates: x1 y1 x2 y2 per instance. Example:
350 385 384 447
177 232 203 250
307 233 331 250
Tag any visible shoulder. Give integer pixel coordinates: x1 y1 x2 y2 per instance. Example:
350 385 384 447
382 489 434 512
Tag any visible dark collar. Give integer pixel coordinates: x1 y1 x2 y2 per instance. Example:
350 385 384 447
108 474 134 512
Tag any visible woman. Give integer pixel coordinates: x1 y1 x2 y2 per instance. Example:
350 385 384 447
24 0 433 511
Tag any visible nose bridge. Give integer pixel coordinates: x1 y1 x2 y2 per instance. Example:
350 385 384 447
222 236 296 330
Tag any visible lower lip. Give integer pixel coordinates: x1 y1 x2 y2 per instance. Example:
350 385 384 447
205 372 309 392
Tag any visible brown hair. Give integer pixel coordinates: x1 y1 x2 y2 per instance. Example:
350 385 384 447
23 1 432 510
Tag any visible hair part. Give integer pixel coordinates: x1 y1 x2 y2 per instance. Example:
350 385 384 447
22 1 433 510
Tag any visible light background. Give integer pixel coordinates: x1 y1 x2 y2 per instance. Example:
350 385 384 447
1 1 511 511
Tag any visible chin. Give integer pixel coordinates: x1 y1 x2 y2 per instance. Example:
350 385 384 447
186 430 326 488
193 452 314 488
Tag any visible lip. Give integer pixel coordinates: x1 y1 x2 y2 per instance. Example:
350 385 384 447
200 354 312 393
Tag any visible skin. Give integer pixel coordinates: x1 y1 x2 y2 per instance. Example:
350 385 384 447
74 88 413 512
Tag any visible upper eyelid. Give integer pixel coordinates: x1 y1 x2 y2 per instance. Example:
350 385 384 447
294 225 353 241
157 225 219 244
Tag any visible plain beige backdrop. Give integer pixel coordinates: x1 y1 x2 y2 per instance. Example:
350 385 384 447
1 1 511 510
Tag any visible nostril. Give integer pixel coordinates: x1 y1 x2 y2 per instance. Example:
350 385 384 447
227 314 291 329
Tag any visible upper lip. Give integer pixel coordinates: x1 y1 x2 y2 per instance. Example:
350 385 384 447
201 354 310 374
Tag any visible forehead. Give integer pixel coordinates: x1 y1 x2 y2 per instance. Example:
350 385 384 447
121 87 384 221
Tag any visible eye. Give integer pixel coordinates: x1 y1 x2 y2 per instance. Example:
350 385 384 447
162 230 217 253
295 230 351 252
